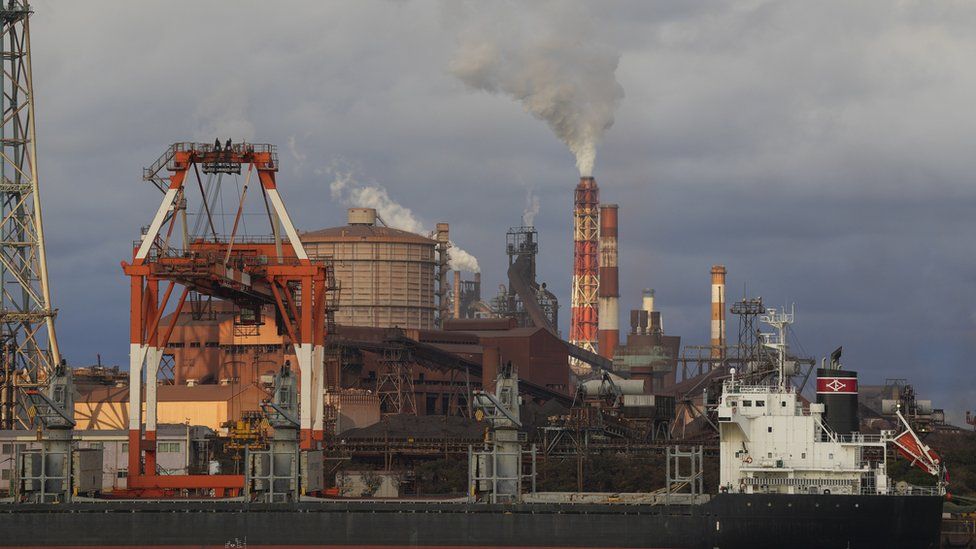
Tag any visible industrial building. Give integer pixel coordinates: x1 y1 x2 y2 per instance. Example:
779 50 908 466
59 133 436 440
302 208 442 330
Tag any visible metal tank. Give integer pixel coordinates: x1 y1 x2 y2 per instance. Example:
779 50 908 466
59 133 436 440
302 208 437 329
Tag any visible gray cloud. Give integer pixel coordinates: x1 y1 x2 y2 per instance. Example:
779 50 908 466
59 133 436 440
28 0 976 423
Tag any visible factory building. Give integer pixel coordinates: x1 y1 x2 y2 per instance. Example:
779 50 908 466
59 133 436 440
1 424 214 494
612 290 680 393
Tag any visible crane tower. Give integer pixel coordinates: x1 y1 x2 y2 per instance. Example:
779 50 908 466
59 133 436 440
0 1 61 430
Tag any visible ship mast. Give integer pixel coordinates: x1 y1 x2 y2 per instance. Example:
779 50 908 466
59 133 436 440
759 305 794 389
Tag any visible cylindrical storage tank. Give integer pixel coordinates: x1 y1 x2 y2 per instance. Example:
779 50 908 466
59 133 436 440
302 208 437 329
816 368 859 435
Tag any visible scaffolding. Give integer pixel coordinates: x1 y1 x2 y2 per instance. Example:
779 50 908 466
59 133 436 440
376 347 416 416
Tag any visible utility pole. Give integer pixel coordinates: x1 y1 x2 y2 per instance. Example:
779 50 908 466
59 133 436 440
0 1 61 430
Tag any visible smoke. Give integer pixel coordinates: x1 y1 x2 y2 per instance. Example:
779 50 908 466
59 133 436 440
447 1 624 177
522 187 540 226
447 244 480 274
327 166 481 273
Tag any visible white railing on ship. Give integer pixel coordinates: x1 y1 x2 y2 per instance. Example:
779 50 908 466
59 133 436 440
723 381 794 394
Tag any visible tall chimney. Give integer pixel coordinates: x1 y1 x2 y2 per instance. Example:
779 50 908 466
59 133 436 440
453 270 462 319
598 204 619 359
570 177 600 374
711 265 727 360
435 223 450 327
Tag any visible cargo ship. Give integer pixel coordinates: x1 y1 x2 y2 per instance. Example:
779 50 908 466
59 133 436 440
0 312 946 548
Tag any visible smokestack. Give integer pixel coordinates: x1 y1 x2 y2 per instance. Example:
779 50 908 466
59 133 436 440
570 176 600 374
711 265 727 360
474 272 481 302
642 288 654 313
436 223 450 327
598 204 619 359
453 270 462 319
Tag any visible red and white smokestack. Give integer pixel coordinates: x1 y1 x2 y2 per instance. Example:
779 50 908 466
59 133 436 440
711 265 727 359
598 204 619 359
570 176 600 373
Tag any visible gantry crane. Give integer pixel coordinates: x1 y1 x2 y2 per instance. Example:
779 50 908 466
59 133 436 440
121 141 332 496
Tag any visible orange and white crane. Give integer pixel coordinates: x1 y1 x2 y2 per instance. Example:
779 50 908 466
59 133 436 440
121 141 333 496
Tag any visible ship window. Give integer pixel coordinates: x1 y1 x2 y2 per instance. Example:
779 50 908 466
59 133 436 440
1 469 9 480
122 443 129 453
767 427 772 433
801 453 806 459
743 400 752 407
117 470 128 479
728 401 737 408
829 453 834 460
756 400 765 407
781 401 787 407
767 453 773 458
1 443 10 454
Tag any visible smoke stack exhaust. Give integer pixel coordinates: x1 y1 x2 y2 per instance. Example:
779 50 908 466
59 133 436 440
711 265 727 360
598 204 619 359
570 176 600 373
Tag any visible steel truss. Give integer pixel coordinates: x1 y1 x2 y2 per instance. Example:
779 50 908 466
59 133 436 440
0 2 60 431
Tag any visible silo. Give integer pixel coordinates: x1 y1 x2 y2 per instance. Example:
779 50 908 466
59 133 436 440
302 208 438 329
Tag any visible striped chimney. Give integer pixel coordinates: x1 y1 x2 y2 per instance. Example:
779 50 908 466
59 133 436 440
711 265 727 359
598 204 619 359
570 176 600 373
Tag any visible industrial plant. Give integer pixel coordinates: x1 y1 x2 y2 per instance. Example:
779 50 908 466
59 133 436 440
0 2 973 548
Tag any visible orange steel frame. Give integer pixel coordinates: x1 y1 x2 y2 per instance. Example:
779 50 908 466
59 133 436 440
120 143 329 497
570 177 599 356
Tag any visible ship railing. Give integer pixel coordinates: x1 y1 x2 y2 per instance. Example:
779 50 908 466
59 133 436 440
723 381 793 394
817 433 886 444
870 485 945 497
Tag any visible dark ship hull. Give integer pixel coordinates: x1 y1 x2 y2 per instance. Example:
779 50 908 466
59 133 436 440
0 493 942 549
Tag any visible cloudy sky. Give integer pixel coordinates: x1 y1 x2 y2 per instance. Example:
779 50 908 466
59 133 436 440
27 1 976 422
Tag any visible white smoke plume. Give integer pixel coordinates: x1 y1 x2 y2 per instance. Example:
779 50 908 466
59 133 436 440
328 166 480 272
522 187 540 226
447 2 624 177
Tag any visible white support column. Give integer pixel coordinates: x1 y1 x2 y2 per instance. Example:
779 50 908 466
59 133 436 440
311 344 325 434
135 188 179 261
264 188 309 261
128 343 146 432
144 347 163 434
295 343 313 435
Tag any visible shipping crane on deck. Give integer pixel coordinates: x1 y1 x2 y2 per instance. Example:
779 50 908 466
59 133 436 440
121 141 334 497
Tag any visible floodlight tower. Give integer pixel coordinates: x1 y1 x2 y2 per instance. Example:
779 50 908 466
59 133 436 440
0 1 61 430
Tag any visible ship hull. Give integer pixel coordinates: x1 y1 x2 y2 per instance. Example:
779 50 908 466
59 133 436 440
0 493 942 549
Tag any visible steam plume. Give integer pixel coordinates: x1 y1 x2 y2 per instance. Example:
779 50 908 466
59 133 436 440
448 2 624 176
328 167 481 273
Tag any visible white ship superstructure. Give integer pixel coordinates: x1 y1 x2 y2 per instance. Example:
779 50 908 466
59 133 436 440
716 307 943 496
718 379 888 495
